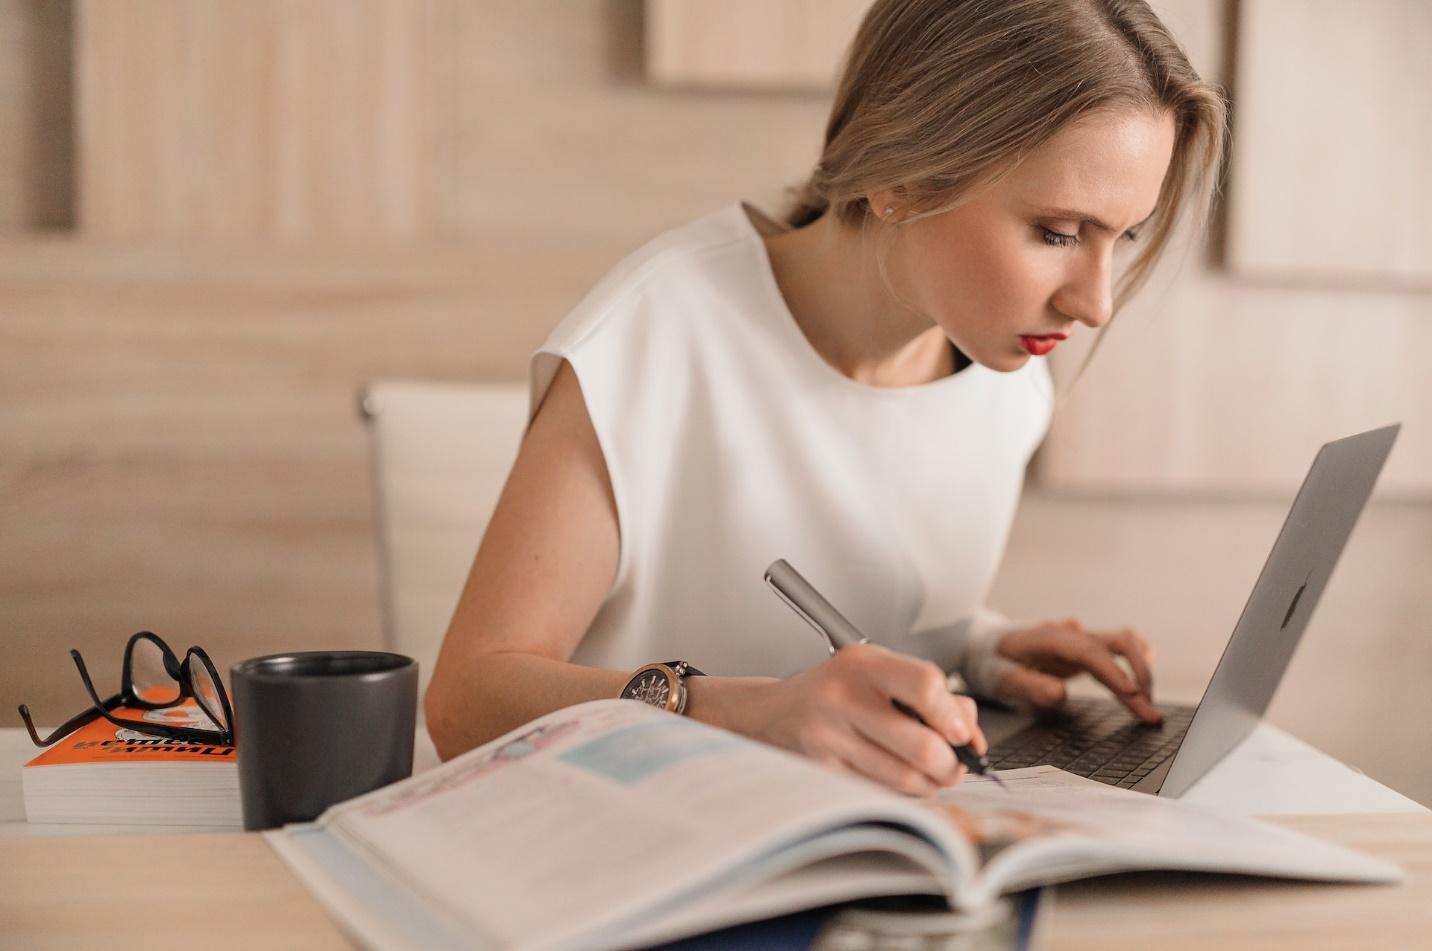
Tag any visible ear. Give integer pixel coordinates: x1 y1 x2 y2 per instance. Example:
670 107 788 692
863 186 906 222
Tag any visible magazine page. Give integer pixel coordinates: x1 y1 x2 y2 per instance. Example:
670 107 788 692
930 766 1404 907
268 699 976 951
593 827 953 950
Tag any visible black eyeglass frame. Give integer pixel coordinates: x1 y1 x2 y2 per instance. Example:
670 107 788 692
18 631 234 748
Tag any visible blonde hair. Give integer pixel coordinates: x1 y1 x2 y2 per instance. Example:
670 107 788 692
782 0 1228 337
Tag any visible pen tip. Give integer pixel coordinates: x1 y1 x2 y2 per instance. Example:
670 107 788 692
990 771 1009 792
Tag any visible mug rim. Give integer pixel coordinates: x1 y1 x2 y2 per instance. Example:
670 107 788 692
231 650 415 683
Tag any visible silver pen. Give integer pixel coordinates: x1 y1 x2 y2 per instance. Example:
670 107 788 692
765 558 1007 790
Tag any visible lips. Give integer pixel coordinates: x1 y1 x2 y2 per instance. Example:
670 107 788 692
1019 334 1066 357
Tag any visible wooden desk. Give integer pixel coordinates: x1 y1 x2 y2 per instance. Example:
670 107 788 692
2 814 1430 950
3 724 1427 948
0 833 352 950
1047 813 1432 950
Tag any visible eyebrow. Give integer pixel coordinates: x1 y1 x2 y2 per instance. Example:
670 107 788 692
1030 206 1155 235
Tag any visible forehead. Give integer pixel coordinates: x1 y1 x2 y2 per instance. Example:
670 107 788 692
997 108 1176 219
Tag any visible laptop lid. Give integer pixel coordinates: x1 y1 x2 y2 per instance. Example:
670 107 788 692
1154 423 1401 797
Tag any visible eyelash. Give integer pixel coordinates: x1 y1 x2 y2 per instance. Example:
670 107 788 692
1039 227 1141 248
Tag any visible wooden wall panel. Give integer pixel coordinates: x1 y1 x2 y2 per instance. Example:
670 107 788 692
1036 0 1432 496
7 0 1430 813
442 0 829 243
1226 0 1432 287
645 0 871 90
1040 263 1432 496
0 235 626 729
75 0 438 242
0 0 74 231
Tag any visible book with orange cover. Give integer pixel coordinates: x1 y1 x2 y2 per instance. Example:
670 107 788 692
22 700 241 829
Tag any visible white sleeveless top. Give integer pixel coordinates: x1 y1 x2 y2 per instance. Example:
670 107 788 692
529 203 1053 690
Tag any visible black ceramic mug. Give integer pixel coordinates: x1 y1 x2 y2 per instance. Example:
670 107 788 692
230 650 417 831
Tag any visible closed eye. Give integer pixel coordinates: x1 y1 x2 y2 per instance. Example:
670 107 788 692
1040 227 1078 248
1040 227 1141 248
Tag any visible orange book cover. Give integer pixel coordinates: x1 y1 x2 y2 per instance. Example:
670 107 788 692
24 700 236 768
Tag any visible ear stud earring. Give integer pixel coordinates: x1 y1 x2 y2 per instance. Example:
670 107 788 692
883 206 894 217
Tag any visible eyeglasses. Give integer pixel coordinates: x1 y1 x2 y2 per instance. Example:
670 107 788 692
18 631 234 747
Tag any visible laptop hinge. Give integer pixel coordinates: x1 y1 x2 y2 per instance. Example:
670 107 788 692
1135 756 1177 796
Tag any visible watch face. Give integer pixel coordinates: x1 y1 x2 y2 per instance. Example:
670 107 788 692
625 669 673 708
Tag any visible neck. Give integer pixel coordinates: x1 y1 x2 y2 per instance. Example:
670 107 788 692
761 211 956 387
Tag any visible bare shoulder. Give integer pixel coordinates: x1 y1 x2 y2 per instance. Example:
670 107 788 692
531 357 597 443
437 356 619 660
519 358 618 514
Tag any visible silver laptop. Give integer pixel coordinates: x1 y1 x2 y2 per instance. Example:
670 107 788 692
982 423 1401 797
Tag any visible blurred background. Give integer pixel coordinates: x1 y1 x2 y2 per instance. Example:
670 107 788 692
2 0 1428 804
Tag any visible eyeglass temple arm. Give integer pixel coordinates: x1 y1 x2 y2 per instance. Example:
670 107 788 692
17 704 48 746
17 697 115 748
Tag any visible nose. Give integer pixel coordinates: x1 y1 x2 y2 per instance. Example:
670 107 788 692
1051 250 1113 330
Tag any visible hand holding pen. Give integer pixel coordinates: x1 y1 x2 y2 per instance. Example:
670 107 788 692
765 559 1007 793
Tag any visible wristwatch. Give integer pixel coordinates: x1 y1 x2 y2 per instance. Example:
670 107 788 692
619 661 705 715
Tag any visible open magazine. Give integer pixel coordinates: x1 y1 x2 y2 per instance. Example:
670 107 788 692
266 699 1401 951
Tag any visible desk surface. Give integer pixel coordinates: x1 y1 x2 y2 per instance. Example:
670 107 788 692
3 723 1427 949
2 813 1430 950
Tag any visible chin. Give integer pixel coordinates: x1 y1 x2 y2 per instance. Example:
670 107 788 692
973 348 1031 373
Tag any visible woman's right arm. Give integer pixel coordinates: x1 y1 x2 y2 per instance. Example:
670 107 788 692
423 359 986 797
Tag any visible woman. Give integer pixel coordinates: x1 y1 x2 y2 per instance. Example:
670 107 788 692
426 0 1227 796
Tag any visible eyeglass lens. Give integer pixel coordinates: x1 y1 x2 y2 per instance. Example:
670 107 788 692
185 653 229 733
129 636 182 705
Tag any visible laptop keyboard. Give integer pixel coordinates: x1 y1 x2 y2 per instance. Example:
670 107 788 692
987 697 1197 789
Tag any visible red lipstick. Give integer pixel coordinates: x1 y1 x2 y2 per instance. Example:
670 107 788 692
1019 333 1067 356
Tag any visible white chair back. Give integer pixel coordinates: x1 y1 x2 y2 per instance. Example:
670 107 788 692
359 380 530 712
